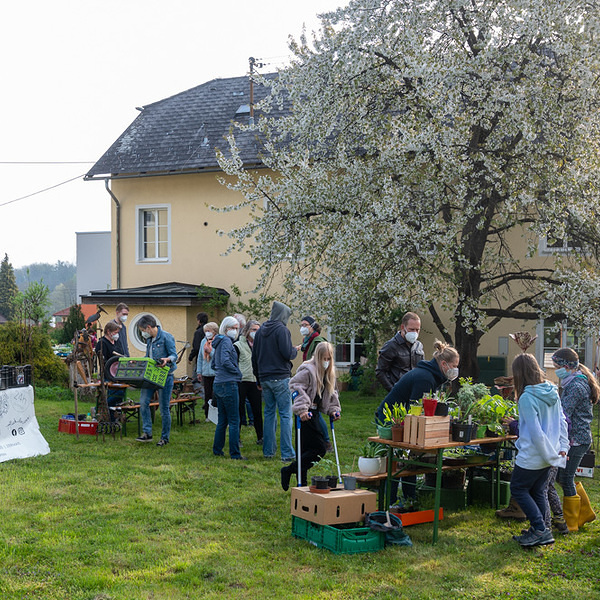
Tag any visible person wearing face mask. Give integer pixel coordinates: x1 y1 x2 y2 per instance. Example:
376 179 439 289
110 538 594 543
95 321 126 421
552 348 598 532
197 322 219 421
376 312 425 392
234 320 263 445
297 316 327 361
211 316 245 460
281 342 341 490
375 340 459 499
110 303 130 357
136 315 178 446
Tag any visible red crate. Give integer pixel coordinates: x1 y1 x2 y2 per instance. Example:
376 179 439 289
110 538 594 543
58 418 97 435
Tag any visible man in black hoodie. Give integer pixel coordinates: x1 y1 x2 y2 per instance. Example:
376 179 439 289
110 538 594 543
252 301 298 461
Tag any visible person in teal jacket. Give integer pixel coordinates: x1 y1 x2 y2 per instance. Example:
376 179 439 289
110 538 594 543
510 353 569 548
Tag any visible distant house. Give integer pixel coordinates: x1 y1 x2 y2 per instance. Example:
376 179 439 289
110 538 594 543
52 304 100 329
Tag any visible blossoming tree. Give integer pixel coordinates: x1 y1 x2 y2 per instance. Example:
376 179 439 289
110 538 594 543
218 0 600 377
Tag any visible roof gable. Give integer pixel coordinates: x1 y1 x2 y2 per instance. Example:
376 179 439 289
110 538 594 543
86 74 280 179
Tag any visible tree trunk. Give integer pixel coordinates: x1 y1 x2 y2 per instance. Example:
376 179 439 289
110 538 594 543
454 324 481 381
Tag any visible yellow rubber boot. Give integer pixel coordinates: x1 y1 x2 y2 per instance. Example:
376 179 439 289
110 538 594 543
576 482 596 528
563 495 581 532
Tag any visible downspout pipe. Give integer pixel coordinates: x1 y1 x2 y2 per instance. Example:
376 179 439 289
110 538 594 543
104 178 121 289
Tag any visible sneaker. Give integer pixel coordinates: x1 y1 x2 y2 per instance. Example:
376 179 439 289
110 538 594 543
232 456 247 460
517 528 555 547
552 517 570 535
136 433 153 442
256 438 263 446
281 457 296 463
156 438 169 447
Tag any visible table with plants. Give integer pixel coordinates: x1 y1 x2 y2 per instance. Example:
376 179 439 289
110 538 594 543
364 378 519 544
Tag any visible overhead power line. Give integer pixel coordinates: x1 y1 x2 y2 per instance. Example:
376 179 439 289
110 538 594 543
0 174 86 208
0 161 94 165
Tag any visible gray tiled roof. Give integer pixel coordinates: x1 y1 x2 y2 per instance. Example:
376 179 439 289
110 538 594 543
81 282 229 306
86 74 279 179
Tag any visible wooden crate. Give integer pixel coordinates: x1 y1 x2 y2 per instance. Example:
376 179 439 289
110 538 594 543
403 415 450 447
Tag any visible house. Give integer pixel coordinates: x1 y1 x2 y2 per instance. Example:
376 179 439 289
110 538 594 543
84 73 594 379
52 304 103 328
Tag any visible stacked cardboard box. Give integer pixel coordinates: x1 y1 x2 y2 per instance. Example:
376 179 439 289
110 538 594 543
290 487 377 525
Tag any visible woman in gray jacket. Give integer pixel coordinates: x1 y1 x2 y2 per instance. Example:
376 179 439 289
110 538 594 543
280 342 341 490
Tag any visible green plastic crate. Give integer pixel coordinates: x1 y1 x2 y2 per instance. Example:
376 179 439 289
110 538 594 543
468 477 510 507
417 484 467 511
115 358 169 388
291 516 384 554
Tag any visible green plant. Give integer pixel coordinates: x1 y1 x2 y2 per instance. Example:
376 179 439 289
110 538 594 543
455 377 493 423
312 456 338 476
382 402 407 426
476 394 518 434
359 440 387 458
337 372 352 384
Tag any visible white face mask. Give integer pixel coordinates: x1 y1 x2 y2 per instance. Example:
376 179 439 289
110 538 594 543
205 331 214 340
119 314 128 323
226 329 238 340
404 331 419 344
112 333 119 342
323 360 330 370
445 366 459 381
249 331 256 339
300 326 310 336
141 330 151 340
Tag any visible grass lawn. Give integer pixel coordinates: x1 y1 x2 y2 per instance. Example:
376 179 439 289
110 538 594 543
0 386 599 599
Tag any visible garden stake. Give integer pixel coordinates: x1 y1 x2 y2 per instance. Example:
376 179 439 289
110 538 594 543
296 415 302 487
330 415 342 484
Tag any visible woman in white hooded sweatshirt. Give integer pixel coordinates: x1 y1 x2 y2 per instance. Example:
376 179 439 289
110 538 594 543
510 353 569 548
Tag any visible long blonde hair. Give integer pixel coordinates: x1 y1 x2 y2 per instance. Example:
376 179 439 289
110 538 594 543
312 342 336 397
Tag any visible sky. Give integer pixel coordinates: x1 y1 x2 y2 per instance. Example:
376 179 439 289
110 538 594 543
0 0 348 268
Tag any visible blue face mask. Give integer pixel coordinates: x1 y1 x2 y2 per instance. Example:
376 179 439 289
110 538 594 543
555 367 569 380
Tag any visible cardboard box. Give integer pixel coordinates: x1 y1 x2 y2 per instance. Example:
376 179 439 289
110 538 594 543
576 451 595 478
58 418 97 435
290 487 377 525
403 415 450 447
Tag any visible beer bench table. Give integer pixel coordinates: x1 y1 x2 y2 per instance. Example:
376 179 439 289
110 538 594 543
366 434 517 544
119 394 198 437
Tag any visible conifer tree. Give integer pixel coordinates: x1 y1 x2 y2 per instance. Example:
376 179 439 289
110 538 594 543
0 254 19 321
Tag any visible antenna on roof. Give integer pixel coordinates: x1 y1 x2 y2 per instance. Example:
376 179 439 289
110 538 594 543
248 56 263 127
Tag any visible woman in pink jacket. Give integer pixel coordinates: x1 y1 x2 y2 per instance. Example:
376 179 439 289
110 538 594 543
281 342 341 490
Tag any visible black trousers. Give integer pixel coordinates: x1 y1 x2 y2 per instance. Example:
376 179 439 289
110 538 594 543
287 411 327 486
239 381 263 441
202 376 215 418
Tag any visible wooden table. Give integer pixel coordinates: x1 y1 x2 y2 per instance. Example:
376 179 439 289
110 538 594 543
368 434 517 544
119 395 198 436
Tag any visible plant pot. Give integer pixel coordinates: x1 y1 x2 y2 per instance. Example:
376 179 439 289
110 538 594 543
434 403 449 416
343 475 357 490
311 476 329 489
327 475 339 488
358 456 381 477
392 424 404 442
476 424 487 439
422 398 438 416
451 422 473 443
377 456 388 474
376 424 392 440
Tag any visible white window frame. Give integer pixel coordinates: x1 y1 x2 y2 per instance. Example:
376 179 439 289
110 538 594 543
331 331 364 367
535 319 593 370
136 204 171 264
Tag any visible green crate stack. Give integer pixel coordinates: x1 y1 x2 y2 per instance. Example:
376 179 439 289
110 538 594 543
291 516 384 554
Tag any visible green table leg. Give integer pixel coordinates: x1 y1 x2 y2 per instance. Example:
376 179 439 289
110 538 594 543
384 444 393 510
432 448 443 544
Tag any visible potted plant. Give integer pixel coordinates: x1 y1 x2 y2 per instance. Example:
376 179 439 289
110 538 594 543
476 393 518 436
421 391 438 416
342 458 358 489
311 456 340 488
432 390 452 416
373 415 393 440
383 402 407 442
357 441 387 476
337 372 352 392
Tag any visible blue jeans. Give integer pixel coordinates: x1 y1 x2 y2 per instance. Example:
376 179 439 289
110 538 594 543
212 382 242 459
510 464 550 531
140 374 174 441
558 443 590 496
261 378 295 460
